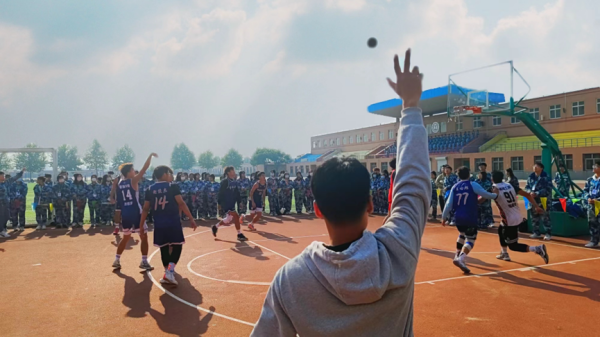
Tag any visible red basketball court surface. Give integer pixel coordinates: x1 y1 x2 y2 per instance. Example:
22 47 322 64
1 204 599 336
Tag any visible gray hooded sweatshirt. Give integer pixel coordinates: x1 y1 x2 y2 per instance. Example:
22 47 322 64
251 107 430 337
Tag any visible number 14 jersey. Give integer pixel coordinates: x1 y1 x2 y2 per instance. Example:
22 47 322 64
145 181 181 225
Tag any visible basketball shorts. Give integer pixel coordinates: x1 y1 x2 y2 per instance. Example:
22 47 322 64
121 213 146 235
153 214 185 247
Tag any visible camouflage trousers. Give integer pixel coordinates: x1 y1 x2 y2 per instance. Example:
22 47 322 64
279 191 292 214
304 194 314 213
73 198 87 224
372 190 387 215
268 192 280 215
88 200 101 224
531 198 551 235
36 204 49 225
587 203 600 243
430 196 438 218
194 194 207 219
10 199 26 227
54 202 70 226
207 195 218 218
477 201 494 228
294 190 305 213
237 195 248 215
100 203 114 223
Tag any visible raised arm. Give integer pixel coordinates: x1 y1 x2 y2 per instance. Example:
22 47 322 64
471 181 497 200
376 49 429 261
133 153 158 186
8 168 26 183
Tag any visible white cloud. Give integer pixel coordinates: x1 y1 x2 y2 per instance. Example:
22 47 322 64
325 0 367 12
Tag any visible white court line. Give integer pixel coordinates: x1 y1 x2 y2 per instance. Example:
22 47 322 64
248 241 292 260
186 248 272 286
416 256 600 285
423 247 499 254
249 234 328 243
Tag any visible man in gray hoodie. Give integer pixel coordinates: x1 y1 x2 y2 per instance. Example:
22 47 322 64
251 49 429 337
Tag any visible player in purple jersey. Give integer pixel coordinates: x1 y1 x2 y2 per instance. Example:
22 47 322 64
211 166 249 242
139 165 196 286
110 153 158 271
442 167 497 274
244 171 268 231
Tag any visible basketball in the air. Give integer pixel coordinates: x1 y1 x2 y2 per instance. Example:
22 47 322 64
367 37 377 48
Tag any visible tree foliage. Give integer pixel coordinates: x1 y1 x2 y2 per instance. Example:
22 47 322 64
197 151 220 170
250 148 292 166
221 149 243 169
170 143 196 170
83 139 108 174
0 153 12 171
14 143 47 176
57 144 83 171
112 144 136 169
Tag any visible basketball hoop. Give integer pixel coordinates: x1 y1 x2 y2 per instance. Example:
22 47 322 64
453 105 482 116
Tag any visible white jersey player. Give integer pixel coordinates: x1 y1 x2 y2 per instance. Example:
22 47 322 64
491 170 549 263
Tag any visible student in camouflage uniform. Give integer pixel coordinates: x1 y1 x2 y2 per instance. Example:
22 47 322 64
293 172 305 214
380 170 390 216
205 174 219 219
371 168 382 214
0 169 25 237
87 174 102 227
44 173 55 225
582 160 600 248
475 171 494 229
237 171 251 216
442 165 458 225
34 176 53 230
70 173 87 227
279 173 293 215
194 174 205 219
53 175 72 229
9 177 28 231
100 175 114 225
303 172 314 214
61 171 73 225
554 164 570 197
430 171 438 219
525 161 553 240
267 170 280 216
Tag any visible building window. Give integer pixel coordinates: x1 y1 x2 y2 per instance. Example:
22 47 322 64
572 101 584 117
511 156 524 171
492 116 502 126
290 167 294 174
388 130 394 139
583 153 600 171
473 116 483 128
426 124 432 134
349 136 354 144
474 158 485 171
456 119 463 131
533 155 541 164
371 132 376 142
343 137 347 145
597 98 600 113
492 157 504 171
530 107 539 121
370 163 377 171
379 131 384 140
324 140 328 147
312 141 316 149
441 122 447 133
381 162 388 172
364 133 369 142
564 154 573 170
510 116 520 124
550 104 561 119
336 138 340 146
357 135 362 143
318 140 322 148
300 165 304 173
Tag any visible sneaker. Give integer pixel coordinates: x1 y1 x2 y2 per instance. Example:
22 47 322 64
248 223 256 231
543 234 552 241
237 233 248 242
12 227 19 232
112 259 121 270
453 257 471 274
536 244 549 264
530 233 541 239
487 224 495 229
139 260 154 271
211 225 218 237
19 227 25 231
0 231 10 238
41 225 46 230
160 274 170 284
113 227 119 236
67 225 73 230
280 208 285 214
584 241 599 248
36 225 42 230
165 270 178 285
90 223 96 229
496 252 511 261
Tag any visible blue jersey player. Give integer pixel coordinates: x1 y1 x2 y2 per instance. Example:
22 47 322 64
110 153 157 271
442 166 497 274
139 165 196 286
211 166 249 242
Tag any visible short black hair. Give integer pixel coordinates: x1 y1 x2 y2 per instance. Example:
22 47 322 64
224 166 235 176
37 176 46 183
457 166 470 180
209 174 215 179
594 160 600 167
534 161 544 169
373 167 380 172
107 171 114 175
431 171 437 177
153 165 173 180
559 164 565 169
389 158 396 170
312 158 370 226
45 174 52 178
0 171 4 176
478 162 487 168
119 163 134 177
239 171 245 175
60 171 67 175
445 165 453 171
492 170 504 183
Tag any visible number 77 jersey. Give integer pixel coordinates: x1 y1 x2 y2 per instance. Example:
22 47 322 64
146 181 181 224
452 180 479 227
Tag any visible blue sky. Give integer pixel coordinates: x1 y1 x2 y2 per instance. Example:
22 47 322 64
0 0 598 167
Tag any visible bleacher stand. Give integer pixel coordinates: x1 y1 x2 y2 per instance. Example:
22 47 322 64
428 130 479 153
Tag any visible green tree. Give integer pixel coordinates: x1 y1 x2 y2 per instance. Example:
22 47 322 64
57 144 83 171
221 149 243 169
14 143 47 178
170 143 196 170
84 139 108 175
250 148 292 166
197 151 220 170
0 153 12 171
112 144 136 169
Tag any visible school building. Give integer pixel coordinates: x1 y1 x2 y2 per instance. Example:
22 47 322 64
288 87 600 180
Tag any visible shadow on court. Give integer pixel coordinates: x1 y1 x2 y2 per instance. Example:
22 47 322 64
253 231 298 244
422 247 501 268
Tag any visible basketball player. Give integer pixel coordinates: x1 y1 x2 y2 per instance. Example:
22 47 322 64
139 165 197 286
111 153 158 270
245 171 267 231
491 171 549 263
211 166 248 242
442 166 497 274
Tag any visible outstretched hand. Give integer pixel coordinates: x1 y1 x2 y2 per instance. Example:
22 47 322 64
150 153 158 158
387 49 423 109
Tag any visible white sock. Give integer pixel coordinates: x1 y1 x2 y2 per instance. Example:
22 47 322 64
215 222 221 228
501 247 508 254
168 262 175 272
237 229 242 234
115 254 121 260
142 255 148 262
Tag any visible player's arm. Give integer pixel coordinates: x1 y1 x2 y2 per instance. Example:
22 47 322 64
517 188 544 214
109 176 119 204
133 153 158 186
441 186 455 225
139 201 151 235
174 195 196 230
472 181 497 200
